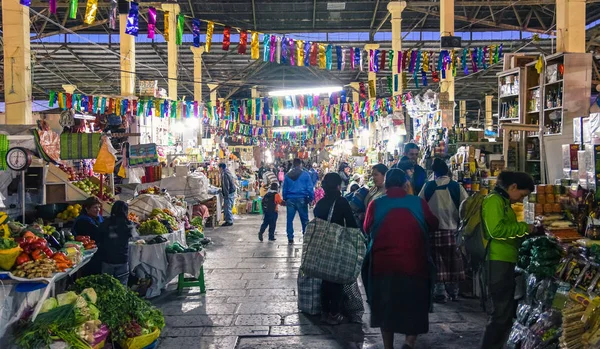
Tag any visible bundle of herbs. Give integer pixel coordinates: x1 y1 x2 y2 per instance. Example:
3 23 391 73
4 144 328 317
13 303 92 349
71 274 165 342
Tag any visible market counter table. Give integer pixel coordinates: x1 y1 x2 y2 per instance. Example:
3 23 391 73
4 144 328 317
0 251 95 338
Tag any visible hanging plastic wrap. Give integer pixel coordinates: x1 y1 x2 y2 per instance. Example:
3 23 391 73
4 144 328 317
204 21 214 51
192 18 201 47
296 40 304 66
163 12 169 42
84 0 98 25
238 30 248 54
263 34 270 61
268 35 276 62
380 50 386 71
325 45 333 70
368 80 376 99
69 0 78 19
281 36 288 64
275 36 282 64
176 15 185 45
49 0 57 14
318 44 326 69
222 26 231 51
288 38 295 66
147 7 156 39
251 32 259 59
125 2 139 37
341 47 347 71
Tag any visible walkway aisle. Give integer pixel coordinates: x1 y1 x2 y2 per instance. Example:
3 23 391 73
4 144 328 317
155 207 486 349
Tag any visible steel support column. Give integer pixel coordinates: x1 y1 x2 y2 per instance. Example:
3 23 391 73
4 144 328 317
2 0 32 124
162 4 180 100
556 0 586 53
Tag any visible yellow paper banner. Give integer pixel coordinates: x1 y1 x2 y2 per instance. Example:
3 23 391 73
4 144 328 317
296 40 304 67
368 80 376 99
205 21 214 52
318 44 326 69
251 32 259 59
164 12 169 42
422 51 429 72
84 0 98 25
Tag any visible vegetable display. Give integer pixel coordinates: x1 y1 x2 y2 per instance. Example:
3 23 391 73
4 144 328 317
138 219 168 235
0 237 17 249
518 236 563 277
14 289 103 349
71 274 165 342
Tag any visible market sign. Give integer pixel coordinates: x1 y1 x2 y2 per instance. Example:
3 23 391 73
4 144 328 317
139 80 158 97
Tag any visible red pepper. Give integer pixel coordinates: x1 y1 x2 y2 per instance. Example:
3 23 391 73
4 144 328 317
15 252 31 266
42 247 54 258
31 249 47 261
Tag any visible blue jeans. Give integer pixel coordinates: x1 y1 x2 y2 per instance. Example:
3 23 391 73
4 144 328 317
101 262 129 286
259 211 278 240
223 194 235 224
286 197 309 240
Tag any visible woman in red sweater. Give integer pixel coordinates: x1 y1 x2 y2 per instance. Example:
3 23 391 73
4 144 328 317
363 169 439 349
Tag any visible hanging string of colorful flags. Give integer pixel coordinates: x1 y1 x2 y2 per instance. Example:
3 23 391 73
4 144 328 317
46 89 414 144
21 0 503 82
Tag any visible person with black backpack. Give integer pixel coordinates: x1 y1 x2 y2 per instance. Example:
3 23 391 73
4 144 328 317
419 158 468 303
258 182 283 242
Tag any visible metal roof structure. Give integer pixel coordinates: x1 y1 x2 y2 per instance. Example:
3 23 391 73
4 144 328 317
2 0 600 112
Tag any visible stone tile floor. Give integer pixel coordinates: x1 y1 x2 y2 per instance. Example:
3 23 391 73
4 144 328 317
154 209 487 349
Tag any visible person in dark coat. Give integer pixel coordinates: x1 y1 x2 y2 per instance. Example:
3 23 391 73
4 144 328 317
364 169 439 349
403 143 427 195
219 163 237 227
338 164 351 194
72 196 104 238
97 201 138 285
313 172 359 325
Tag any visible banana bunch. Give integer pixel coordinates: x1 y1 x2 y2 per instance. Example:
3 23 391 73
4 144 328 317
0 212 10 238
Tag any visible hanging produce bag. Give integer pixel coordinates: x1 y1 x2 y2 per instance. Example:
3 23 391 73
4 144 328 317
93 136 117 174
60 133 102 160
0 245 22 271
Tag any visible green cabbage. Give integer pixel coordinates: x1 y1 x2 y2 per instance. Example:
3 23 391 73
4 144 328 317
39 297 58 314
80 288 97 304
57 291 78 306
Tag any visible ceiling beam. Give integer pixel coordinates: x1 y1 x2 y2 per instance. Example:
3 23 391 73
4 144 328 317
188 0 196 18
224 63 268 99
532 7 547 30
28 0 600 8
312 0 317 29
251 0 257 30
369 0 381 31
524 9 534 29
31 19 109 40
407 7 550 34
512 6 523 28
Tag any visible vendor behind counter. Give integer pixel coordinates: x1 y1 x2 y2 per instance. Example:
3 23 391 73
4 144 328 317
71 196 104 274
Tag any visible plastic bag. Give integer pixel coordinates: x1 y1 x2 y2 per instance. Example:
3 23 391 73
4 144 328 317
535 279 559 309
0 246 22 270
526 274 541 305
507 322 528 348
93 137 117 174
119 328 160 349
517 304 533 324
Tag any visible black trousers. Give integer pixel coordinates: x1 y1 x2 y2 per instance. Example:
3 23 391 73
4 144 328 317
321 281 344 315
259 211 278 240
480 261 516 349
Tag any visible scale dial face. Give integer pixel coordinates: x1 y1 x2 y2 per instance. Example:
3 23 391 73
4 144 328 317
6 147 32 171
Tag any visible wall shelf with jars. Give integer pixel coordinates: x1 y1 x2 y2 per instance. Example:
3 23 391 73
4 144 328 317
497 68 525 123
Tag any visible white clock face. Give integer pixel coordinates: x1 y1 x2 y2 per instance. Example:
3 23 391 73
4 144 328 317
7 148 29 170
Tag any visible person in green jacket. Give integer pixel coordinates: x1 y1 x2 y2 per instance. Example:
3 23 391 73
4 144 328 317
480 171 534 349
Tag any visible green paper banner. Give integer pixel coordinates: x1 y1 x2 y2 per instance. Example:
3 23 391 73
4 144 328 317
176 14 184 45
69 0 78 19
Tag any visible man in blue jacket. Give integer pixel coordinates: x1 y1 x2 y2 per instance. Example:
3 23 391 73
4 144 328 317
283 159 314 244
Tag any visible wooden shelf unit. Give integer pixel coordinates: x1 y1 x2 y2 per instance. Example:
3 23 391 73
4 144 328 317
497 68 525 123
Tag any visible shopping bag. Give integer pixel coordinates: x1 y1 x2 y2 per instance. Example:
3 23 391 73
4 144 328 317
93 137 117 174
297 270 322 315
300 199 367 284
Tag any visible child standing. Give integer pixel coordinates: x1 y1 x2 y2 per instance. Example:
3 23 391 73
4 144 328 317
313 180 325 206
259 182 283 242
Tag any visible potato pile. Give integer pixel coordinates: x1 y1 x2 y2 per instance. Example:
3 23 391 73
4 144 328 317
13 259 58 279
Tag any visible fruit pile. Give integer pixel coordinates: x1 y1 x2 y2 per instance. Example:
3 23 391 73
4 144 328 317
73 178 115 203
138 186 161 195
56 204 82 221
58 164 85 181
